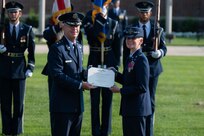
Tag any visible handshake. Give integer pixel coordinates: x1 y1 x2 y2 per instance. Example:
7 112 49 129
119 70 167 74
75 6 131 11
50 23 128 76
0 44 7 53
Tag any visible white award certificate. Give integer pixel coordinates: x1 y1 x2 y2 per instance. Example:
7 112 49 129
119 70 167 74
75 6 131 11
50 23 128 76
88 67 115 88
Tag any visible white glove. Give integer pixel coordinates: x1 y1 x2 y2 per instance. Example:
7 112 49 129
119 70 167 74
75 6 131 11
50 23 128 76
0 44 7 53
25 69 33 78
151 49 162 59
102 6 108 16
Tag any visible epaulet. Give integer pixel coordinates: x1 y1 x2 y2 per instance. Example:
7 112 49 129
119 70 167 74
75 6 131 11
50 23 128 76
139 53 143 57
55 40 63 45
23 23 31 28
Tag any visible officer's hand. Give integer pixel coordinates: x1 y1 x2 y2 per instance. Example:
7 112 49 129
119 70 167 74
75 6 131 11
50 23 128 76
150 49 162 59
109 85 120 93
25 69 33 78
83 65 92 79
0 44 7 53
108 67 118 73
82 82 96 90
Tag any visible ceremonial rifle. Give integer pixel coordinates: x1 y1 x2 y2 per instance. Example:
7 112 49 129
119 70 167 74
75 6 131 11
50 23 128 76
153 0 163 51
0 0 6 44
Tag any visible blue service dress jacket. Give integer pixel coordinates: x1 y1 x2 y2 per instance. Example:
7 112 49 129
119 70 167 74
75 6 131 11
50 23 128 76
48 36 85 113
123 22 167 77
116 49 152 116
83 10 118 68
0 22 35 79
136 21 167 77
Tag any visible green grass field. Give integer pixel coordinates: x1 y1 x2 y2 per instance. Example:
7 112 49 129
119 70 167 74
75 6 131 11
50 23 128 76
166 37 204 46
1 54 204 136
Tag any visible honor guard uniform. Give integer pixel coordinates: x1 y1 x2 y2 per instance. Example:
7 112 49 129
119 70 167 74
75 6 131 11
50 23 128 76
108 0 128 67
123 1 167 136
48 12 94 136
110 26 152 136
0 1 35 135
83 4 118 136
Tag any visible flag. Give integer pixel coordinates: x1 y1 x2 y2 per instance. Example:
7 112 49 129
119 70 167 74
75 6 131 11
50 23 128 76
52 0 72 25
92 0 112 43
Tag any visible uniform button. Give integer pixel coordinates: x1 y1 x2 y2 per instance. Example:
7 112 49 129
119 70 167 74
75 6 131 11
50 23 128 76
12 61 14 64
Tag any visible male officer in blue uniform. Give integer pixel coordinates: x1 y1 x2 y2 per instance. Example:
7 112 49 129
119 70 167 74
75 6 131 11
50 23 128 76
48 12 94 136
83 3 118 136
0 1 35 135
110 26 152 136
108 0 128 67
123 1 167 136
41 4 84 103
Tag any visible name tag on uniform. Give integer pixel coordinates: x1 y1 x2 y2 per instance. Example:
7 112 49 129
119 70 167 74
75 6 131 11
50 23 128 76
65 60 72 63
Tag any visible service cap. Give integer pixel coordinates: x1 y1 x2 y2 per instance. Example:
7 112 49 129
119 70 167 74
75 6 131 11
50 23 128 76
5 1 24 12
124 26 144 38
58 12 84 26
135 1 154 12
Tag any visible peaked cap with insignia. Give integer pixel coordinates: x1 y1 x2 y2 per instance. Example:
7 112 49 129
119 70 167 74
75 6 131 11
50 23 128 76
135 1 154 12
5 1 24 12
124 26 144 38
58 12 84 26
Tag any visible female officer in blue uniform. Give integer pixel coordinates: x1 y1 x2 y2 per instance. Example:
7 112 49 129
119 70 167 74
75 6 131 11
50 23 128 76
0 1 35 135
110 26 151 136
123 1 167 135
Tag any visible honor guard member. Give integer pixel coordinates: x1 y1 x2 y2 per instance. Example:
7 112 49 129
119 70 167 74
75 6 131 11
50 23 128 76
83 3 118 136
48 12 94 136
123 1 167 136
108 0 128 67
0 1 35 135
110 26 151 136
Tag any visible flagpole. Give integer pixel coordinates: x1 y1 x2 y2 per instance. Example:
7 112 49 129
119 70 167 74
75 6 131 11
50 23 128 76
101 42 104 68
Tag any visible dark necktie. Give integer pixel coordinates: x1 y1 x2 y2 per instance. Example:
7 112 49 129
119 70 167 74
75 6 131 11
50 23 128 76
73 44 78 59
142 25 147 42
12 25 16 42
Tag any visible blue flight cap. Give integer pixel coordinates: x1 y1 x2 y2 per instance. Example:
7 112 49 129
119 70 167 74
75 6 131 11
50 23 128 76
58 12 84 26
135 1 154 12
124 26 144 38
5 1 24 12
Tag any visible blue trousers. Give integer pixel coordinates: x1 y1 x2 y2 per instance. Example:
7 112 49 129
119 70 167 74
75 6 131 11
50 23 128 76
90 87 113 136
122 116 146 136
1 78 25 135
146 76 159 136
